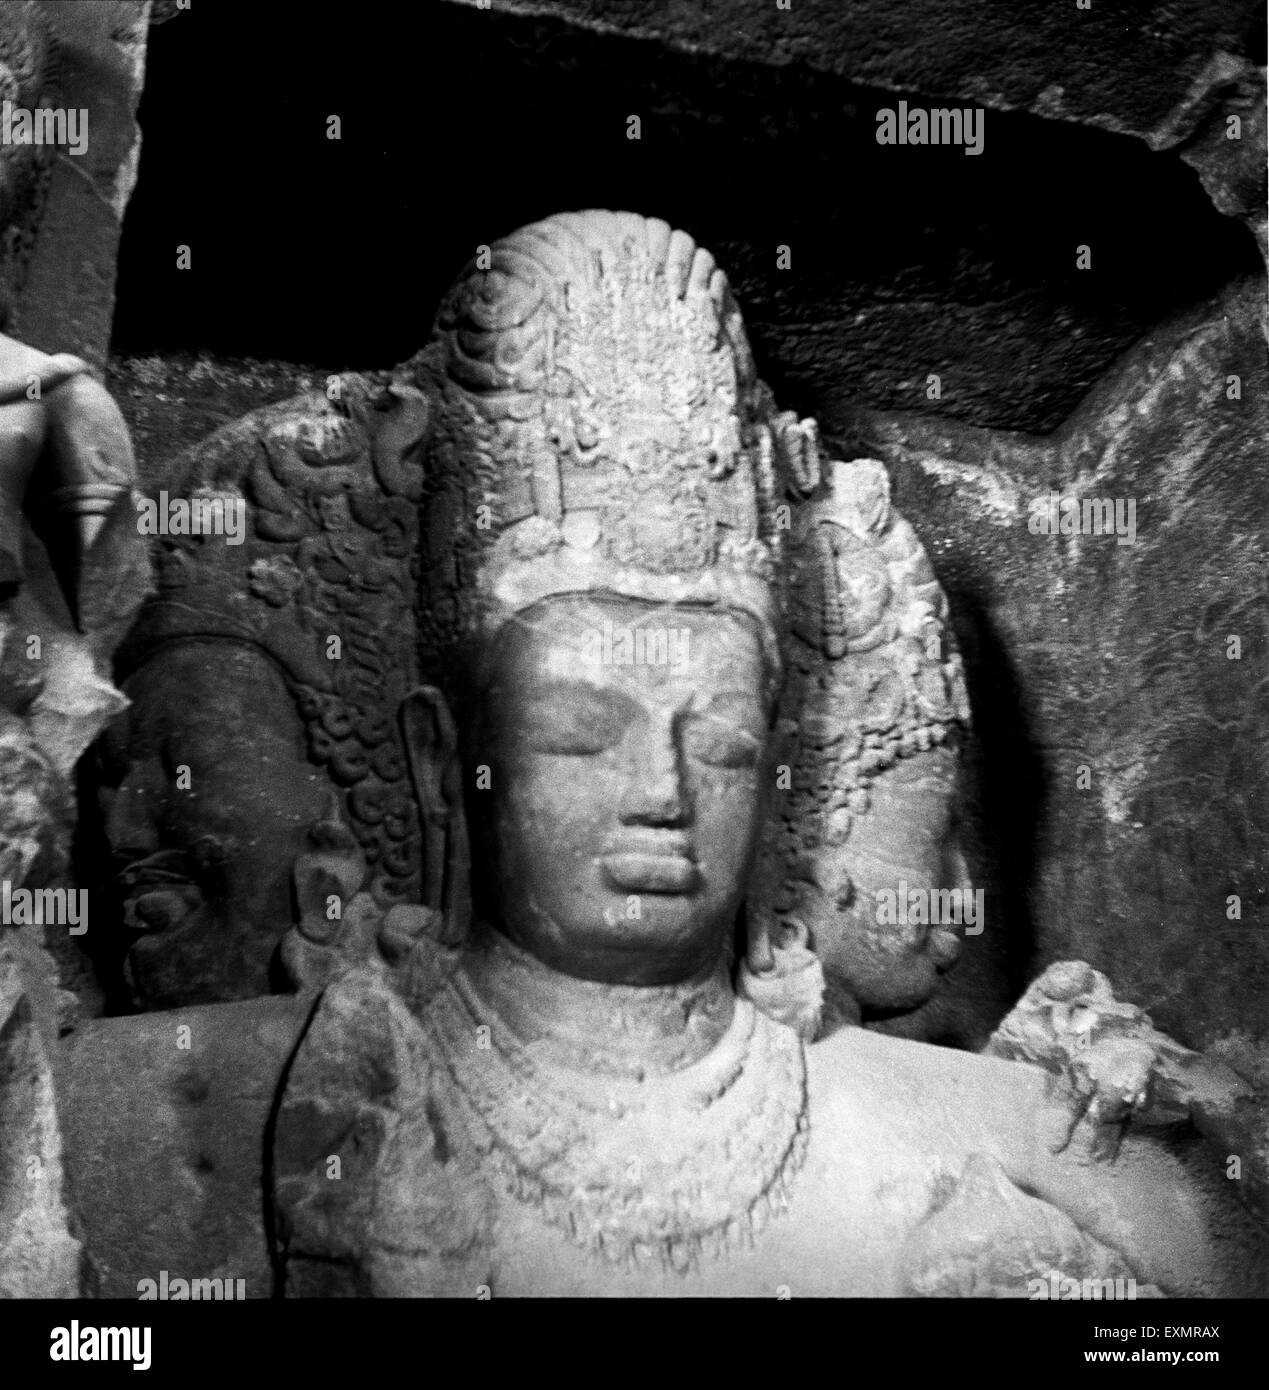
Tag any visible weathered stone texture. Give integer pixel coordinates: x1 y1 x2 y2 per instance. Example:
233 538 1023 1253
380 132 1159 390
833 275 1268 1055
58 995 309 1297
0 944 81 1297
4 2 151 368
118 3 1259 433
454 0 1261 149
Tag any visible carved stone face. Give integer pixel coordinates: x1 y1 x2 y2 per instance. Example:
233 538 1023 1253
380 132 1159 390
98 642 330 1007
802 745 963 1014
480 594 775 987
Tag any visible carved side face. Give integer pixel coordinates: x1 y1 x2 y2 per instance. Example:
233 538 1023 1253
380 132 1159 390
801 745 963 1014
98 642 330 1007
479 594 775 986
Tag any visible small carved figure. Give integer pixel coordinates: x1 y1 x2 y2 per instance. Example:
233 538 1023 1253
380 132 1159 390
989 961 1267 1217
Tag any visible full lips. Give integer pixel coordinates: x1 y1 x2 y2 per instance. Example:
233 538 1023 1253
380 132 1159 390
600 852 701 894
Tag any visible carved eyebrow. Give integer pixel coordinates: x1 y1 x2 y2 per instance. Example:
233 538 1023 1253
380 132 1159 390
529 679 640 716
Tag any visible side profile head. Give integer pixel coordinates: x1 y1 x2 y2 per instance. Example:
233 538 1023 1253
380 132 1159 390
98 384 428 1006
756 458 973 1017
417 210 794 986
98 639 331 1006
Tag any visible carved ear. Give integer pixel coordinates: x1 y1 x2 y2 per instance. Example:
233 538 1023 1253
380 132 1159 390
400 686 471 946
370 382 430 503
291 857 345 946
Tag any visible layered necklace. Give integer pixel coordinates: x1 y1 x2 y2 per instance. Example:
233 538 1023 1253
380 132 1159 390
420 929 810 1274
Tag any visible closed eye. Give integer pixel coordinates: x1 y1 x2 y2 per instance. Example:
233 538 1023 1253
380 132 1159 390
115 849 195 890
523 684 636 755
681 714 761 769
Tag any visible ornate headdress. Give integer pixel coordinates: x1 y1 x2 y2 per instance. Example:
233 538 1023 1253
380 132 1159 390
115 377 430 909
783 457 970 822
412 210 808 677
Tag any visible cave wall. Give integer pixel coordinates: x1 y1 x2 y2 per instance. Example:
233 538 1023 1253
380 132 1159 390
2 0 150 368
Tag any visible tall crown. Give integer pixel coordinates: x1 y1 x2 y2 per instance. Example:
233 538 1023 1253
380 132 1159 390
415 211 798 671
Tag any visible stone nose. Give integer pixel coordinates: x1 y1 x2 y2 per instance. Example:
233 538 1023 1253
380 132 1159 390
104 777 162 864
617 716 689 828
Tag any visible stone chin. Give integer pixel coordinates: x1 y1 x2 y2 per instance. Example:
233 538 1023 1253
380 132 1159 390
812 902 960 1015
825 942 945 1016
125 905 236 1009
491 857 736 989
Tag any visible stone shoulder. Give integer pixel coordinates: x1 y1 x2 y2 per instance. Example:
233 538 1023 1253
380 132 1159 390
805 1021 1049 1165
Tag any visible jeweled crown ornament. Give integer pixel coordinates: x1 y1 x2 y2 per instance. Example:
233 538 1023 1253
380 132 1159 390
414 210 803 670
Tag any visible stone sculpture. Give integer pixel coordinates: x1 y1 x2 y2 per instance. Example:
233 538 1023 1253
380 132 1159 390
0 3 152 1296
0 201 1248 1299
95 376 430 1006
0 333 149 1295
267 211 1265 1297
987 960 1268 1219
0 331 148 958
748 451 973 1034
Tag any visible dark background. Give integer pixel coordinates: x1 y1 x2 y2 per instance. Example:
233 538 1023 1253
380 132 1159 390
113 0 1259 432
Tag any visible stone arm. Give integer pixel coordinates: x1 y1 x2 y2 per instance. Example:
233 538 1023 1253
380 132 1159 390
987 961 1268 1227
888 1021 1266 1297
0 335 138 613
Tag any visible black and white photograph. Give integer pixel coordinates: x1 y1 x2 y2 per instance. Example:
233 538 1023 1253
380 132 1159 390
0 0 1265 1369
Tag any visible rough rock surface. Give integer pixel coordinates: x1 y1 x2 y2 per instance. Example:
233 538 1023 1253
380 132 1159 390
833 276 1268 1056
454 0 1262 151
58 994 310 1298
0 942 81 1296
3 2 151 368
106 355 341 492
115 3 1259 433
